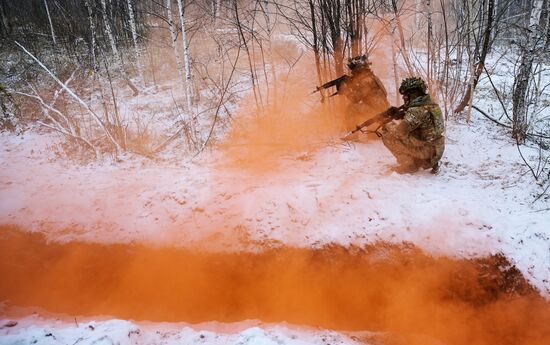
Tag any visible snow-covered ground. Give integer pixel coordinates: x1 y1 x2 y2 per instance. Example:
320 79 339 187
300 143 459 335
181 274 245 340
0 316 373 345
1 42 550 344
1 109 549 296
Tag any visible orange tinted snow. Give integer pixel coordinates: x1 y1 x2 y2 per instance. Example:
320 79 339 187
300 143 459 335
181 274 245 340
1 227 550 345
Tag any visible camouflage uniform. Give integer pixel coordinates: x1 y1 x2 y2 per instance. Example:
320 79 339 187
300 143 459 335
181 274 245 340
329 56 389 131
381 94 445 170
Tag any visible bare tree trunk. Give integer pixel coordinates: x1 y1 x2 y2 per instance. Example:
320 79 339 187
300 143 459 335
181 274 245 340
234 0 261 112
261 0 278 105
43 0 56 46
512 0 545 142
176 0 193 112
439 0 450 118
309 0 324 95
427 0 433 90
16 41 122 153
214 0 221 21
126 0 144 83
454 0 495 115
84 0 98 70
100 0 139 95
391 31 400 105
391 0 414 76
165 0 185 85
0 0 10 36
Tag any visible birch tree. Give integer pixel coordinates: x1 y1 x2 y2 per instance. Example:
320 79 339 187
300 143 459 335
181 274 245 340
165 0 185 86
126 0 144 83
100 0 139 95
84 0 98 71
43 0 56 46
176 0 193 112
454 0 495 117
512 0 547 142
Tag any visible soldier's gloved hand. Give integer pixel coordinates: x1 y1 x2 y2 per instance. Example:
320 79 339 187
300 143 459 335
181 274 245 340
388 106 399 117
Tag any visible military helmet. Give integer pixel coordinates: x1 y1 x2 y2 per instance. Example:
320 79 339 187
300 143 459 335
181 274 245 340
399 77 427 95
347 55 370 70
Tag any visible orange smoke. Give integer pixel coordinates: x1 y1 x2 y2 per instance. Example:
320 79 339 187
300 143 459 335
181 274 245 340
1 226 550 345
219 66 349 171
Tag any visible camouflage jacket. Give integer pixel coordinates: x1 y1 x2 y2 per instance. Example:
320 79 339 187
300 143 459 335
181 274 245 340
398 94 444 142
339 67 389 106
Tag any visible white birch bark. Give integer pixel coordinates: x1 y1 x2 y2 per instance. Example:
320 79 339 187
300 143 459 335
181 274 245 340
126 0 144 83
465 0 474 122
100 0 139 95
100 0 120 63
84 0 97 70
512 0 545 141
261 0 277 105
414 0 422 30
15 41 122 152
43 0 56 46
390 31 400 105
176 0 193 112
214 0 221 25
426 0 433 90
165 0 185 84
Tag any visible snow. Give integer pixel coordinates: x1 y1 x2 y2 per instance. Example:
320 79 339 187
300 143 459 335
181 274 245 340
1 43 550 345
0 317 367 345
1 108 549 298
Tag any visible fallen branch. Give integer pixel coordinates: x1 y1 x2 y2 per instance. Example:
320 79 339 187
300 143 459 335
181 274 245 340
471 105 511 128
483 65 512 122
194 44 242 157
37 121 96 154
472 105 550 140
15 41 122 153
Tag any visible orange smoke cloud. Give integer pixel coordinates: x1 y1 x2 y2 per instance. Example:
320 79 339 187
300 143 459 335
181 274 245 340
219 63 349 171
218 53 396 172
1 226 550 345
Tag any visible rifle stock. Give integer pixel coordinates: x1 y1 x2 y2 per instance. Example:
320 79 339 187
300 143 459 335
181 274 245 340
342 105 406 139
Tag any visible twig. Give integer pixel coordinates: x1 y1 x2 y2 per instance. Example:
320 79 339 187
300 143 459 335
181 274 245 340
471 105 550 140
471 105 511 128
15 41 122 152
483 64 512 121
533 182 550 203
194 44 242 157
37 121 96 154
515 134 538 180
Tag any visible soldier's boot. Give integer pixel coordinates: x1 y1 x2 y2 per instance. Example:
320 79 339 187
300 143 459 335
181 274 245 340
392 164 419 174
414 158 432 170
430 162 440 174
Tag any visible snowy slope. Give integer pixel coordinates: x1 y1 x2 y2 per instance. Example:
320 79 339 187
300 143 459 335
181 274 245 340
1 109 549 298
0 317 371 345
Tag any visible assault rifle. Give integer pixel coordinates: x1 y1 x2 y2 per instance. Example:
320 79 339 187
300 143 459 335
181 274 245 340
342 105 406 140
312 75 350 97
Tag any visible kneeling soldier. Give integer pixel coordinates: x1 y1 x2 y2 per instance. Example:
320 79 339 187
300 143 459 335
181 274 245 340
381 77 445 174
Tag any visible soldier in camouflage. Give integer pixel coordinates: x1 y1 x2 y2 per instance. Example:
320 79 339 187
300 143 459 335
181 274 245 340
380 77 445 174
340 55 390 131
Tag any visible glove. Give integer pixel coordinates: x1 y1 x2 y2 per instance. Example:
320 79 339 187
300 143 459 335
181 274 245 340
388 106 399 115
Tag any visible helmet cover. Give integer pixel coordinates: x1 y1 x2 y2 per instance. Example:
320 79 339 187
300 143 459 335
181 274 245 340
399 77 427 95
347 55 369 70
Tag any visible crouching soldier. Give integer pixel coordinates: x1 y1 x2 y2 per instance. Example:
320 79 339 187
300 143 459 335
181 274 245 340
316 55 389 132
380 77 445 174
340 55 389 131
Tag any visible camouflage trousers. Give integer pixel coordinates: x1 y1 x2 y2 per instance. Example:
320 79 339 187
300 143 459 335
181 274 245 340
380 124 445 169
